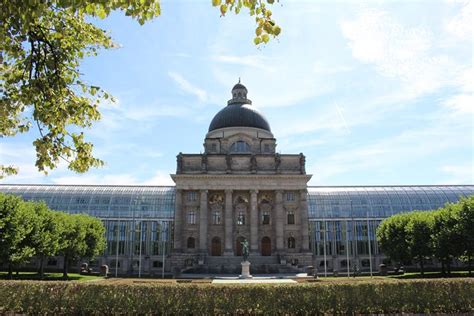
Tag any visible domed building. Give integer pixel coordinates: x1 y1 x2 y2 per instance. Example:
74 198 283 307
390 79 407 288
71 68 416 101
171 82 312 271
1 82 473 276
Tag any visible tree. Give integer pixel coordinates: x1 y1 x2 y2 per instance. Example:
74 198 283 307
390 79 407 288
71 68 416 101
405 211 434 276
29 202 63 279
0 193 37 278
58 213 105 278
432 204 463 275
0 0 281 178
455 196 474 275
376 212 411 267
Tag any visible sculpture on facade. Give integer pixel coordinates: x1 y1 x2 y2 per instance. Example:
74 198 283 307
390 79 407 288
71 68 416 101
250 154 257 173
201 153 208 173
299 153 306 174
275 153 281 173
176 152 183 174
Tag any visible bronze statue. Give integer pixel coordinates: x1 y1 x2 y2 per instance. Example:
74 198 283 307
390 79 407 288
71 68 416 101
241 239 249 262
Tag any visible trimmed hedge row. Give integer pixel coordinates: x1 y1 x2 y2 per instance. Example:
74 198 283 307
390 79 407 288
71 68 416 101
0 279 473 314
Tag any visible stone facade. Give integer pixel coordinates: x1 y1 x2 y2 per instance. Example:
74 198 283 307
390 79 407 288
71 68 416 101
170 83 313 273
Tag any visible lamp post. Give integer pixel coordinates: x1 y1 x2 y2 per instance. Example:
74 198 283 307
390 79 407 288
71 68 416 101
367 210 373 277
162 223 167 279
115 222 119 277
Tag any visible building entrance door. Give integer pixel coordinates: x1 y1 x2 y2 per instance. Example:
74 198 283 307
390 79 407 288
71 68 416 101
211 237 222 256
261 237 271 256
235 236 245 256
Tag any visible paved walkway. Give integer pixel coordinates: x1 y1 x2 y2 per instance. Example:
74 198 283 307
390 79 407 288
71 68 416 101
212 278 297 284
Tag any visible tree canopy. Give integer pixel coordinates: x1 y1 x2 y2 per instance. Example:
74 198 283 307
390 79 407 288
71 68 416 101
376 196 474 275
0 192 105 278
0 0 281 178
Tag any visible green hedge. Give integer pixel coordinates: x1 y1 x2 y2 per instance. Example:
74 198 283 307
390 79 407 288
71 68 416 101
0 279 473 314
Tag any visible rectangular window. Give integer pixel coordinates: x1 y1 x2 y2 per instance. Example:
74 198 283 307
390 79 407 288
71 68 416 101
153 261 163 268
212 211 221 225
237 212 245 225
187 191 197 202
286 192 295 201
287 211 295 225
211 143 217 152
188 211 196 224
262 212 270 225
264 144 271 153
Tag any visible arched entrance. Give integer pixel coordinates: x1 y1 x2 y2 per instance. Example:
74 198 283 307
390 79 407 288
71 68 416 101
261 236 271 256
235 236 246 256
211 237 222 256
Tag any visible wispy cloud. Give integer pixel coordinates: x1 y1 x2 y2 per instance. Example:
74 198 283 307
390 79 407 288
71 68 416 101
168 71 208 102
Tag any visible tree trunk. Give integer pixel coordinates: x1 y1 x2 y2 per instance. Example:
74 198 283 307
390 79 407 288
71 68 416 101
468 254 472 276
447 261 451 276
62 254 69 279
7 264 13 279
39 256 45 279
441 262 446 276
419 256 424 277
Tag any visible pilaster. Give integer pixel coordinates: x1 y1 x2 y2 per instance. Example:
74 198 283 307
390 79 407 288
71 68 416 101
275 190 284 252
173 189 183 252
300 189 310 251
199 190 208 253
250 189 259 253
224 189 233 255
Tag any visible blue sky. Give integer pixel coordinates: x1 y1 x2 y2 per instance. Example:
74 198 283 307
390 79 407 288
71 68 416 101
1 0 473 186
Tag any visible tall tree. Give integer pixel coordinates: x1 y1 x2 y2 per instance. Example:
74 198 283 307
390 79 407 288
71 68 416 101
456 196 474 275
29 203 62 279
405 211 434 277
432 204 463 275
376 212 411 267
0 0 281 178
0 194 37 277
57 213 105 278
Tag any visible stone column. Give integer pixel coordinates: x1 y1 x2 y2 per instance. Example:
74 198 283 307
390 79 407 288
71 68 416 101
199 190 208 253
300 189 310 251
173 189 183 252
224 189 233 255
275 190 284 252
250 190 259 253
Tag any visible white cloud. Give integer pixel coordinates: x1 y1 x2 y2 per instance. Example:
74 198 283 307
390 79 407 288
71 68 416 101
444 0 473 41
51 169 174 186
168 71 208 102
440 164 474 184
340 9 462 100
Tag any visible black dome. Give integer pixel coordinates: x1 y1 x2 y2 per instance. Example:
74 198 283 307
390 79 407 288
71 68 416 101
208 102 271 132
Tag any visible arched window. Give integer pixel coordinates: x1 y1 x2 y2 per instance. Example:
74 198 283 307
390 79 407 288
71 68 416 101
187 237 195 249
287 210 295 225
288 237 296 249
212 210 221 225
230 141 251 153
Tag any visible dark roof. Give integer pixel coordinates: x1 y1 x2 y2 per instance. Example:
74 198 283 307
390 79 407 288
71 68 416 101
208 102 271 132
232 83 247 90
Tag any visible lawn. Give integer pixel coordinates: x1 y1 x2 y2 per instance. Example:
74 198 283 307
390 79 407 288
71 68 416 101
0 271 104 282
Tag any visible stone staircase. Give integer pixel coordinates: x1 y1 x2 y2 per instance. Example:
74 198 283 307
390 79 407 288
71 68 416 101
183 255 305 274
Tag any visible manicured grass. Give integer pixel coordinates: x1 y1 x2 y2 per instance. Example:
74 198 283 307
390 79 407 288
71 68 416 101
390 270 474 279
0 271 104 282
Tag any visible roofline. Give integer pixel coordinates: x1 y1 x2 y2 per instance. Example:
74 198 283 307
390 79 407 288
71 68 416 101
0 184 175 188
1 184 472 188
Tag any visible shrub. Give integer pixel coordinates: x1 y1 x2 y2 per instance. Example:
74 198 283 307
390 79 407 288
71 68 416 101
0 279 473 314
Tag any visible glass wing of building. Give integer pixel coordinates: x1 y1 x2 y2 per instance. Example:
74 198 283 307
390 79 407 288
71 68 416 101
1 184 472 272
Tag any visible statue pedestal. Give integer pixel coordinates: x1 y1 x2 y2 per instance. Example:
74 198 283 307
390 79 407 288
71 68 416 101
239 261 252 279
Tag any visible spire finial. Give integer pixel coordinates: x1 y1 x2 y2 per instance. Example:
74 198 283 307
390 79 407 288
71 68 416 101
238 77 241 84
